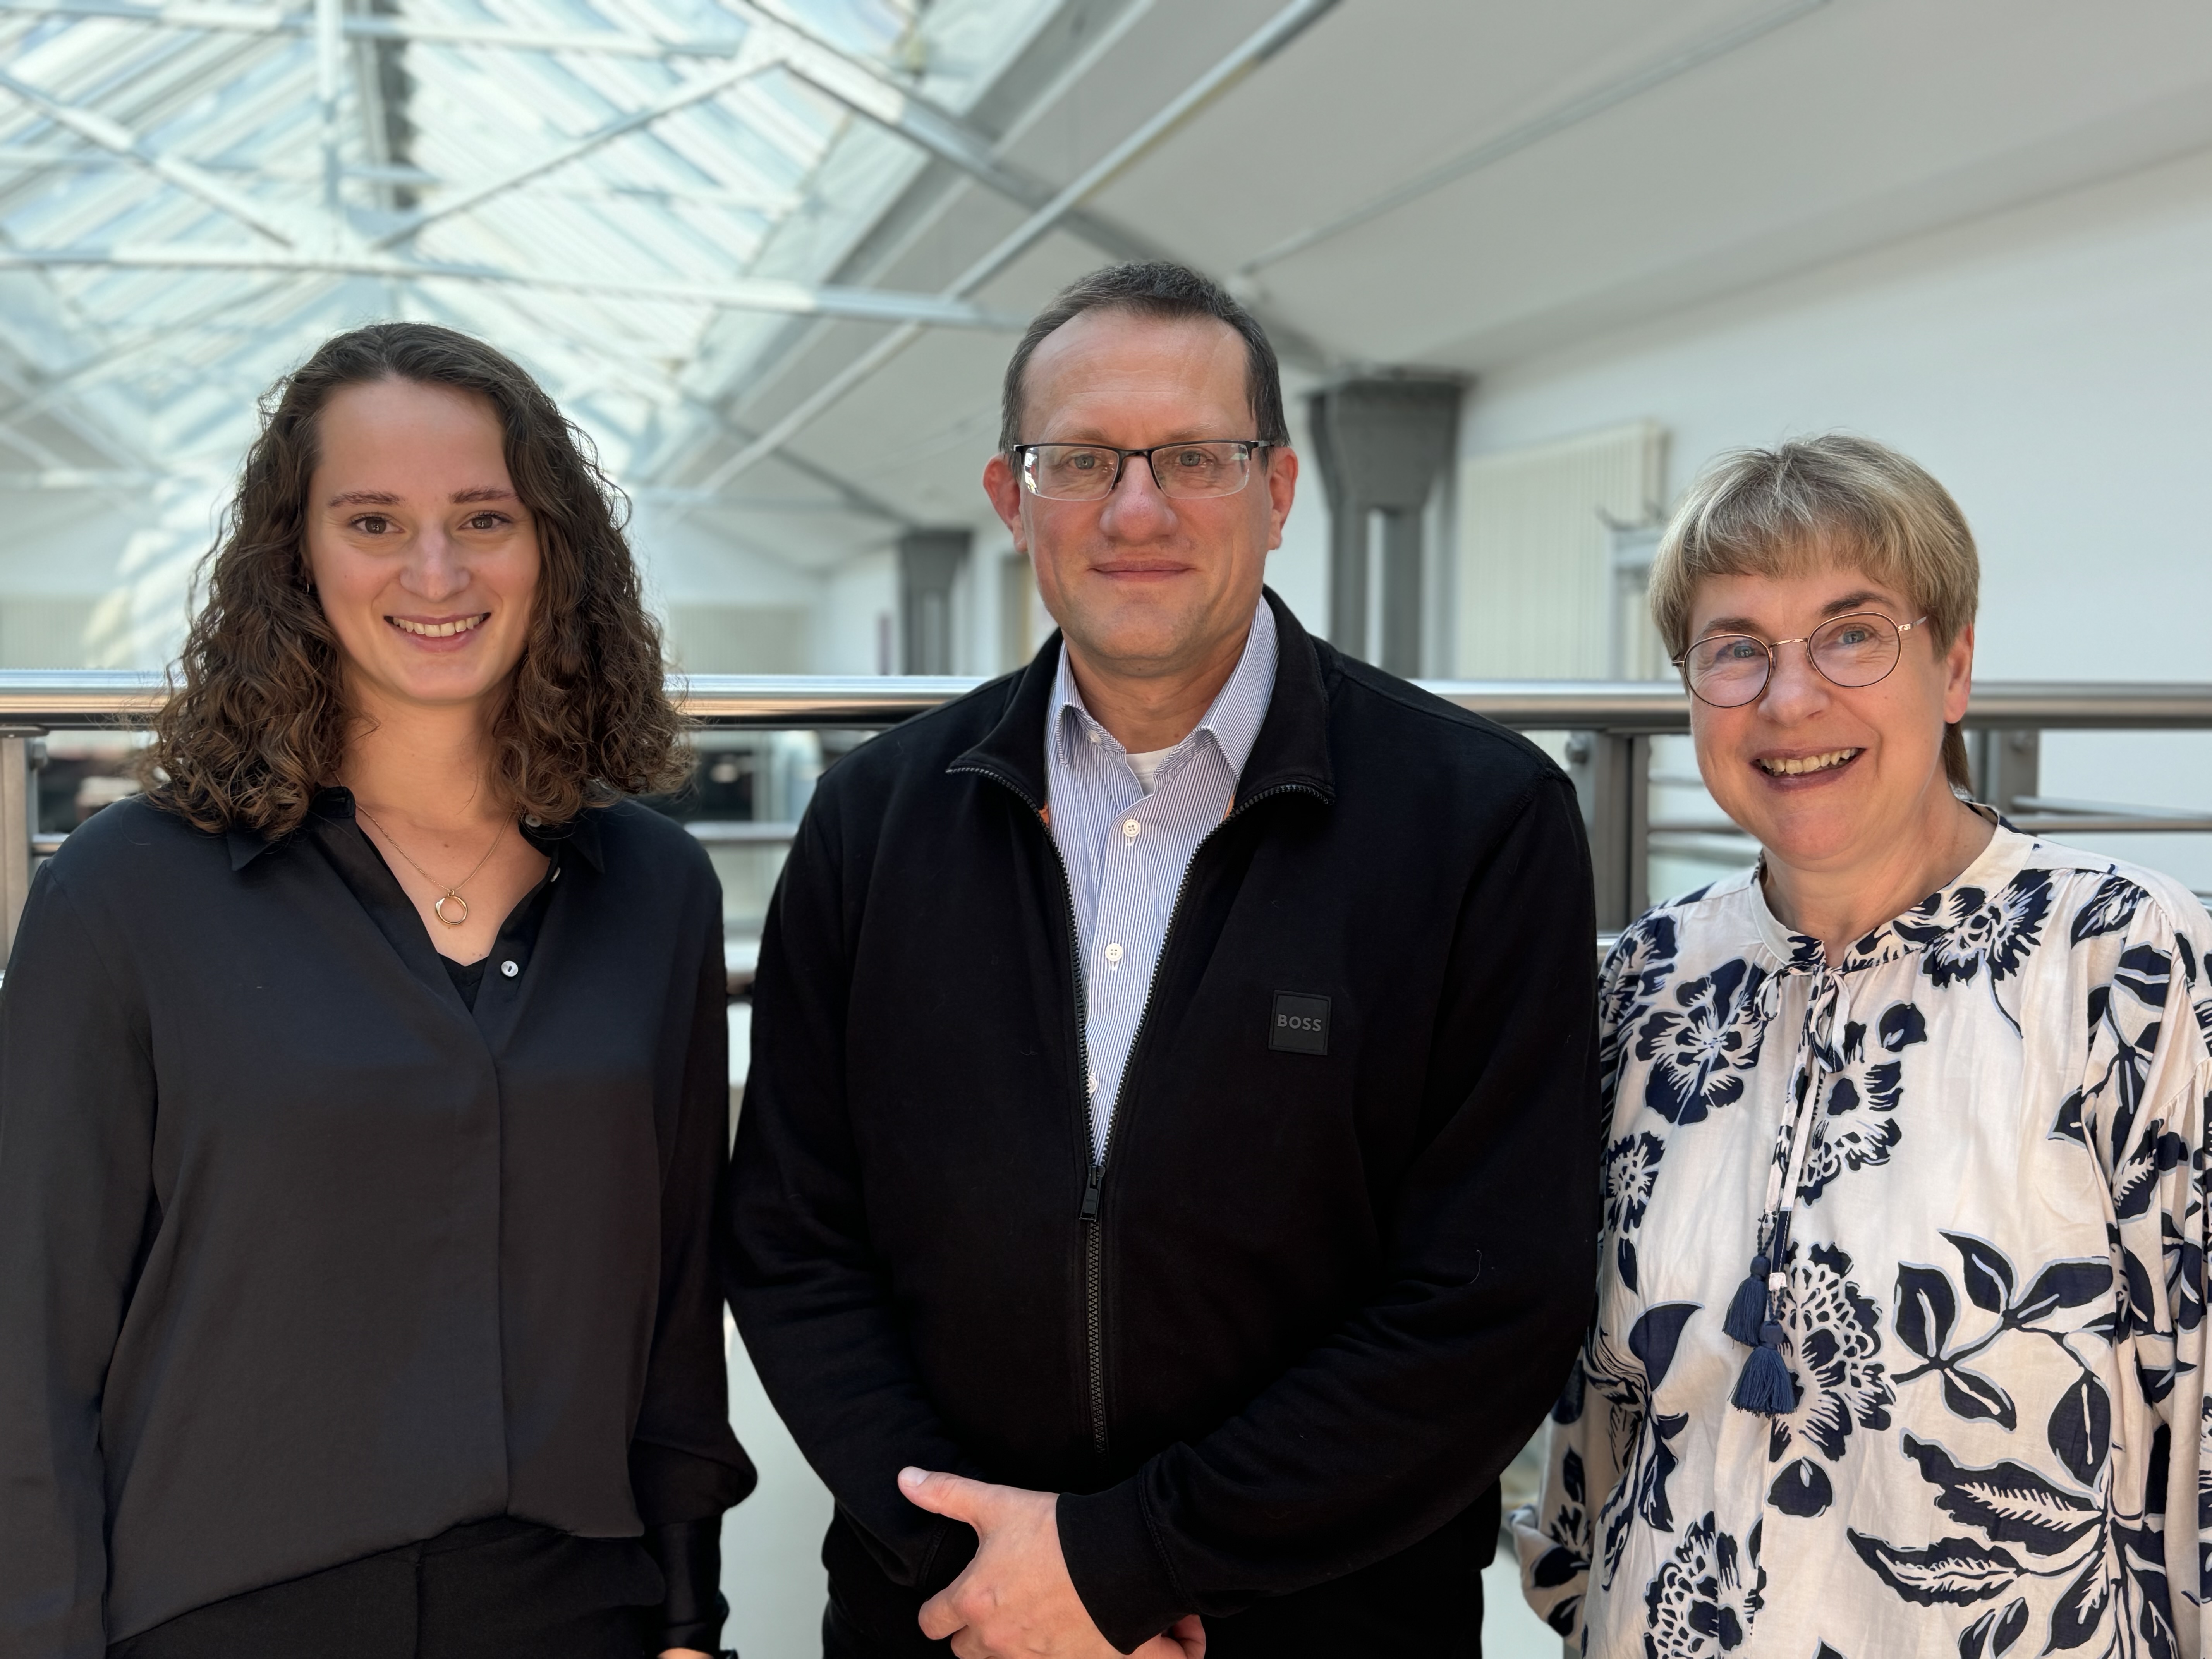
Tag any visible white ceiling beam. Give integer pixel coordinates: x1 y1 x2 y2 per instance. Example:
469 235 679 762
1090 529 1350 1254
365 43 780 250
0 0 755 58
0 245 1029 328
0 65 303 244
0 274 302 427
734 0 1331 373
0 419 72 469
0 350 152 469
644 0 1168 488
713 0 1183 276
0 467 155 488
0 148 803 214
312 0 340 221
0 144 120 166
686 0 1341 493
719 2 1055 212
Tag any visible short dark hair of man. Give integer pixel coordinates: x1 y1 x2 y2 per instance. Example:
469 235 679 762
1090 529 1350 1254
998 261 1290 451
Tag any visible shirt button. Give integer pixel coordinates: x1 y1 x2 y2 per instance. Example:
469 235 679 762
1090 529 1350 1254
500 960 520 978
1087 1068 1098 1094
1104 942 1123 964
1122 818 1141 838
1087 730 1100 744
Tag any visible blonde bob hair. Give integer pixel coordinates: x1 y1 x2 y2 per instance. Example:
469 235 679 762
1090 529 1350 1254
1649 433 1980 791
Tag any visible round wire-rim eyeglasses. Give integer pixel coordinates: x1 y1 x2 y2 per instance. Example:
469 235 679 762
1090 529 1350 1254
1014 440 1270 502
1673 612 1931 708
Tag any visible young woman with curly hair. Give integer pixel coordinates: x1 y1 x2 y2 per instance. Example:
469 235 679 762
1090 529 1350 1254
0 323 754 1659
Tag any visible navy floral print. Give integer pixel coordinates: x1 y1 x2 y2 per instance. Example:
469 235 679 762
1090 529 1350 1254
1633 957 1773 1125
1513 828 2212 1657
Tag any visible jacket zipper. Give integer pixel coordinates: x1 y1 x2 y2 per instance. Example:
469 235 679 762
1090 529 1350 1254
1071 780 1318 1454
953 764 1322 1456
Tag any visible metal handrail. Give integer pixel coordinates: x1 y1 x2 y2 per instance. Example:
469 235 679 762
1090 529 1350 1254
9 669 2212 731
9 673 2212 955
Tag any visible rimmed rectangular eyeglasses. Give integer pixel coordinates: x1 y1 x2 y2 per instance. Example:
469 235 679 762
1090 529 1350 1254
1674 612 1930 708
1014 440 1269 501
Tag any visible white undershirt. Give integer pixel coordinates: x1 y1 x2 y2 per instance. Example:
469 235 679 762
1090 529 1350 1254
1125 747 1173 793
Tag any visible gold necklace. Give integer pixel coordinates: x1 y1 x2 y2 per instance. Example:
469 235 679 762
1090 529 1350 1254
355 804 503 926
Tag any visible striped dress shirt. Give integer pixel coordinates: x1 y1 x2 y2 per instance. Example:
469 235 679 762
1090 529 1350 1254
1046 598 1279 1159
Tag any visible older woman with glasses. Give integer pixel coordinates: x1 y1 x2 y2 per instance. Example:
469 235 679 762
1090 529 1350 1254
1513 434 2212 1657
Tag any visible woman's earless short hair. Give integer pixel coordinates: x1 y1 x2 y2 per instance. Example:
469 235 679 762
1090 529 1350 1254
143 322 688 836
1649 433 1980 790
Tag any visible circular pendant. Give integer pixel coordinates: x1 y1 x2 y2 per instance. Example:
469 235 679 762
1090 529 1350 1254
434 892 469 926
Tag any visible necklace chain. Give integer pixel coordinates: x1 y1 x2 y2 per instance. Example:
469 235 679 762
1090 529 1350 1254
355 804 503 926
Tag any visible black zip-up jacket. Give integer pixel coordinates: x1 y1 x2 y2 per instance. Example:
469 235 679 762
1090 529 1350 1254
727 592 1600 1656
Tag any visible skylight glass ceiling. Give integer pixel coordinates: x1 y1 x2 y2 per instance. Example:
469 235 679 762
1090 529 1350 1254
0 0 1055 662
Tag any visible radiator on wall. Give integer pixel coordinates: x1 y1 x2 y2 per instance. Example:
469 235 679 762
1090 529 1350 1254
1456 420 1668 679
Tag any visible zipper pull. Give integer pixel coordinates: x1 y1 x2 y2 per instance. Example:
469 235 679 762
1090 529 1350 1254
1079 1161 1104 1220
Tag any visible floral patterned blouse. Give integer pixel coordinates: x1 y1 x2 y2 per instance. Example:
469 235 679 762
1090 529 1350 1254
1512 824 2212 1658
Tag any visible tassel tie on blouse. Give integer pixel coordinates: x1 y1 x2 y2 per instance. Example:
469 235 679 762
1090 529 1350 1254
1726 962 1852 1416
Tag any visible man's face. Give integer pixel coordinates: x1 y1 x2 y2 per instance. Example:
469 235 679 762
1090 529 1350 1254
982 308 1296 678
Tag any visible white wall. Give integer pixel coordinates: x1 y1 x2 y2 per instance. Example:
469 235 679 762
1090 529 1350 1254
635 510 828 615
817 549 899 676
1460 143 2212 887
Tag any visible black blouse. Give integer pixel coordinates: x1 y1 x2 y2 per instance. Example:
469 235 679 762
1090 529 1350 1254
0 790 755 1656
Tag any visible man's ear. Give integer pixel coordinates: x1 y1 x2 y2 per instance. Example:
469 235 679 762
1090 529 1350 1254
982 453 1028 553
1263 445 1299 552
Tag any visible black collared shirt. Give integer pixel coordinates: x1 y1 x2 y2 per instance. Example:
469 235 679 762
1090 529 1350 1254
0 790 754 1656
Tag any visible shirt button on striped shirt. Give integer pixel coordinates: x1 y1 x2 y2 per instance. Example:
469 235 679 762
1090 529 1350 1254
1044 598 1279 1157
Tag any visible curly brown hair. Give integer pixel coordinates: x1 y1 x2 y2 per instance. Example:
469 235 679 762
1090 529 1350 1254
142 322 687 835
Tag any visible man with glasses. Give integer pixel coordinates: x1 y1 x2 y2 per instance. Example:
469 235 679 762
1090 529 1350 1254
729 262 1600 1658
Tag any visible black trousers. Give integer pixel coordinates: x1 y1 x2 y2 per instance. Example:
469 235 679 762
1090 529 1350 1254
109 1519 664 1659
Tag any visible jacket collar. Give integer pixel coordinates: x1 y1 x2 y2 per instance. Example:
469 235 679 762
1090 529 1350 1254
951 586 1334 813
227 786 607 872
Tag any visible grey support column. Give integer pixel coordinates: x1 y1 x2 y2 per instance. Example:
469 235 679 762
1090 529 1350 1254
898 528 971 676
1969 728 2039 815
1307 378 1462 674
1565 730 1650 934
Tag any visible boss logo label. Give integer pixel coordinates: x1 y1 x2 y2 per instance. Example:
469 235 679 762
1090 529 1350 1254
1269 992 1331 1056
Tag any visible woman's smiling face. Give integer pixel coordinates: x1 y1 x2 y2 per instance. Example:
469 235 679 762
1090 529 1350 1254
1688 557 1973 875
304 377 540 717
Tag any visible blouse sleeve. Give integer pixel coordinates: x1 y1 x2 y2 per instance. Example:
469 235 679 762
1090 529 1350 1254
629 888 757 1653
1510 927 1649 1644
2072 887 2212 1659
1511 1346 1612 1643
0 862 158 1658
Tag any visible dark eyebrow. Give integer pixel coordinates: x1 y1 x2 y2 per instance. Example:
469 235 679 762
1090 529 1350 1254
328 487 517 508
